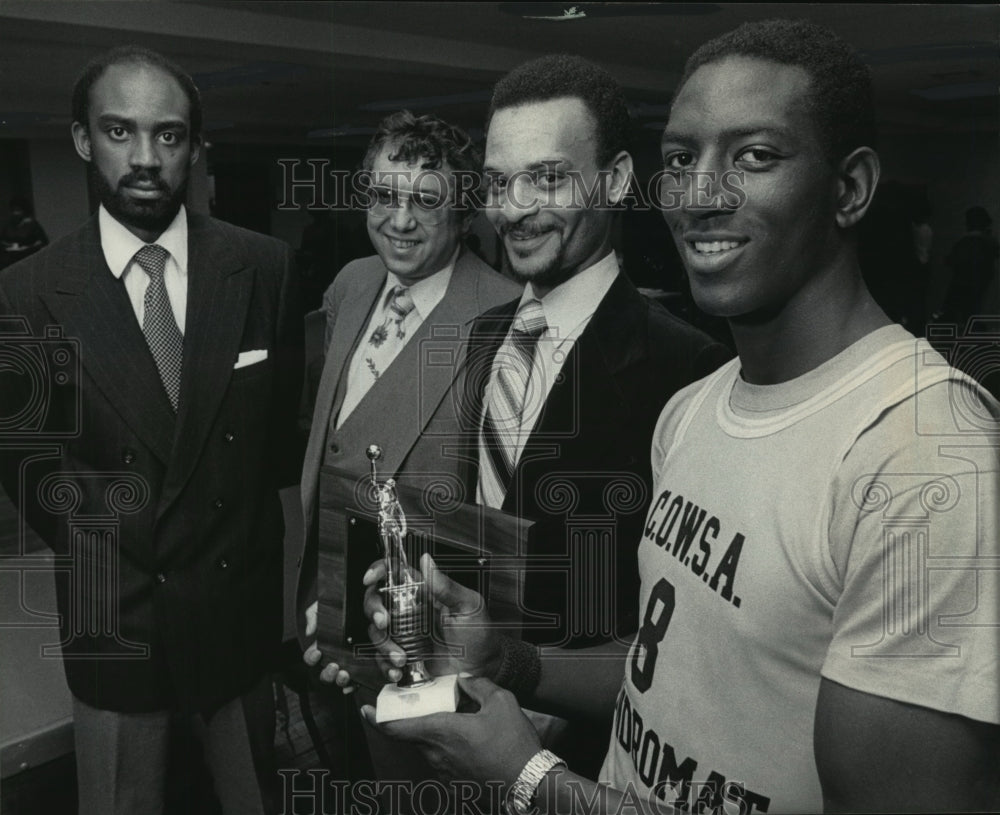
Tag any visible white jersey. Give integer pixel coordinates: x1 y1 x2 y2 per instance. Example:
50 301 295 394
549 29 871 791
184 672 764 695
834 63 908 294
599 325 1000 814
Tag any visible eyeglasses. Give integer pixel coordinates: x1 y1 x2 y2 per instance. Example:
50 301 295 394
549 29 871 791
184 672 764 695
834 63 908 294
364 184 452 219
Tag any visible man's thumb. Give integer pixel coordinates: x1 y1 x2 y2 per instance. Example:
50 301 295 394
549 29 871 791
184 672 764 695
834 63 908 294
456 673 500 705
421 552 479 612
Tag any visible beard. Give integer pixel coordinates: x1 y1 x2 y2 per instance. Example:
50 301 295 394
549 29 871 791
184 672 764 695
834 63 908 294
507 258 577 292
89 164 188 237
500 220 578 292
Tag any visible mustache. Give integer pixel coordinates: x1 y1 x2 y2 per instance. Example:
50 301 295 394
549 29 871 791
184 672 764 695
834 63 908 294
500 220 554 239
117 170 169 191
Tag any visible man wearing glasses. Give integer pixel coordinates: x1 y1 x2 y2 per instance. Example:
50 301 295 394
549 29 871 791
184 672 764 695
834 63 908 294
295 109 518 776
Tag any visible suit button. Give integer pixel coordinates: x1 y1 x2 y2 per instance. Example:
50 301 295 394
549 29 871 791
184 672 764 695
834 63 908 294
218 557 229 570
122 449 136 465
214 498 224 509
156 573 167 584
329 443 339 454
224 432 235 443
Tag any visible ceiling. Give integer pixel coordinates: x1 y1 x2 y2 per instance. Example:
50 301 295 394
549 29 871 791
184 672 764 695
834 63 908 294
0 1 996 153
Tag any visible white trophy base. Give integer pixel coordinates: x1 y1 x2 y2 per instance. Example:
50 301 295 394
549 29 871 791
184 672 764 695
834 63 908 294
375 673 460 723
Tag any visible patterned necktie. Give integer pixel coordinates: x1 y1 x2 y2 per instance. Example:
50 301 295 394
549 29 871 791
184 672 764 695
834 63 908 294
135 244 183 412
369 285 415 351
337 285 416 427
478 299 548 509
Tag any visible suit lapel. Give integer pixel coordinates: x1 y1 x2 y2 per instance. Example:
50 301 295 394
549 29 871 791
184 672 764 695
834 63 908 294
579 274 648 376
326 270 385 422
39 218 176 464
159 215 252 514
463 301 517 430
504 275 648 506
461 301 517 496
300 266 384 520
334 252 492 476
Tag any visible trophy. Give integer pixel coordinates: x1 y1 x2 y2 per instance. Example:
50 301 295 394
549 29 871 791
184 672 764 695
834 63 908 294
367 444 459 723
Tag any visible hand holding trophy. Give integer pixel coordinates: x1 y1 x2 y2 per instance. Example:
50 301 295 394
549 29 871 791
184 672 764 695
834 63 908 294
367 444 460 722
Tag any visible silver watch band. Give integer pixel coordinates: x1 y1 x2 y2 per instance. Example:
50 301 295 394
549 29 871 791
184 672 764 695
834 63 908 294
505 749 566 815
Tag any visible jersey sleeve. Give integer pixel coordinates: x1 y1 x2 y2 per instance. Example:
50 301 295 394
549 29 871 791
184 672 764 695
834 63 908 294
822 378 1000 724
649 363 736 476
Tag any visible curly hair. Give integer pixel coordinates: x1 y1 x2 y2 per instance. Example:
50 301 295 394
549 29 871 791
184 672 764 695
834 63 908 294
486 54 630 166
362 110 483 210
678 19 876 163
72 45 202 139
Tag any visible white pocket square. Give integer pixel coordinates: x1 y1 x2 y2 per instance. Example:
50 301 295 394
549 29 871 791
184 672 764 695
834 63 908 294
234 349 268 369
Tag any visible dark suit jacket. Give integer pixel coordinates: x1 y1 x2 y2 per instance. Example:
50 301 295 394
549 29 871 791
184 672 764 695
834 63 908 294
0 212 303 714
462 273 732 649
295 249 519 643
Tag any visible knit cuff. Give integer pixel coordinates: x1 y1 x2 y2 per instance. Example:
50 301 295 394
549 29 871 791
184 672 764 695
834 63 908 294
492 635 541 703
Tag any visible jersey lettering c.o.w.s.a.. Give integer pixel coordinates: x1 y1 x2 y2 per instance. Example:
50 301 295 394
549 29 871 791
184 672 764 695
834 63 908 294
599 324 1000 814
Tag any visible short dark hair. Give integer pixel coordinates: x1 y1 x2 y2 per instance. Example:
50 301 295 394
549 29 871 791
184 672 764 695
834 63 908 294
72 46 203 139
677 19 876 163
487 54 630 166
362 110 482 210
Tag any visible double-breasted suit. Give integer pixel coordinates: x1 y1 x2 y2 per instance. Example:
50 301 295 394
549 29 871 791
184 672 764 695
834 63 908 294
0 211 303 715
295 249 519 637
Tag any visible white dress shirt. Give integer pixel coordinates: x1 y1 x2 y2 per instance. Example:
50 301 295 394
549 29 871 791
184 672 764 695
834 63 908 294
99 204 189 334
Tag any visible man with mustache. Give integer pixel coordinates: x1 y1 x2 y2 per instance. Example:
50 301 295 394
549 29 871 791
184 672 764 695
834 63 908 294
453 54 728 776
0 46 302 813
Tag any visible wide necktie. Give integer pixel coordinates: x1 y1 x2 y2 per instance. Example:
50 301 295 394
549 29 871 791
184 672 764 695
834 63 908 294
369 285 415 350
135 244 183 412
478 299 548 509
337 285 416 427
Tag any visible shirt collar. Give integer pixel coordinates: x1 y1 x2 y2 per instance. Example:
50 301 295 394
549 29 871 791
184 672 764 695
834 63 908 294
383 246 459 320
99 204 189 279
521 251 619 341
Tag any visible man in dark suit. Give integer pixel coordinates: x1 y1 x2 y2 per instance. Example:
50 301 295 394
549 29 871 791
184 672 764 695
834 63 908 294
0 47 302 814
467 54 729 649
457 55 730 776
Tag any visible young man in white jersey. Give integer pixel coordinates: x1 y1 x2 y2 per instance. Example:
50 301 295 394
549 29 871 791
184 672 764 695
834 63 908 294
361 20 1000 814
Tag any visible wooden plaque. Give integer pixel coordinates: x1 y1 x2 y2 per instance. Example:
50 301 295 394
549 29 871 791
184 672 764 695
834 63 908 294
316 465 532 689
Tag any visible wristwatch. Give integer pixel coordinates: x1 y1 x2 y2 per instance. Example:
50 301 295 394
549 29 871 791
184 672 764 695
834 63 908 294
505 749 566 815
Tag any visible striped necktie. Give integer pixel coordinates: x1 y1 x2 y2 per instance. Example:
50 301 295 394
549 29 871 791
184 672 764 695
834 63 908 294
135 244 183 412
478 299 547 509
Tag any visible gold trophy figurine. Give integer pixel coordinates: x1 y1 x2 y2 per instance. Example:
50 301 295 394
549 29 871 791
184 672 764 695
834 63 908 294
367 445 459 722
